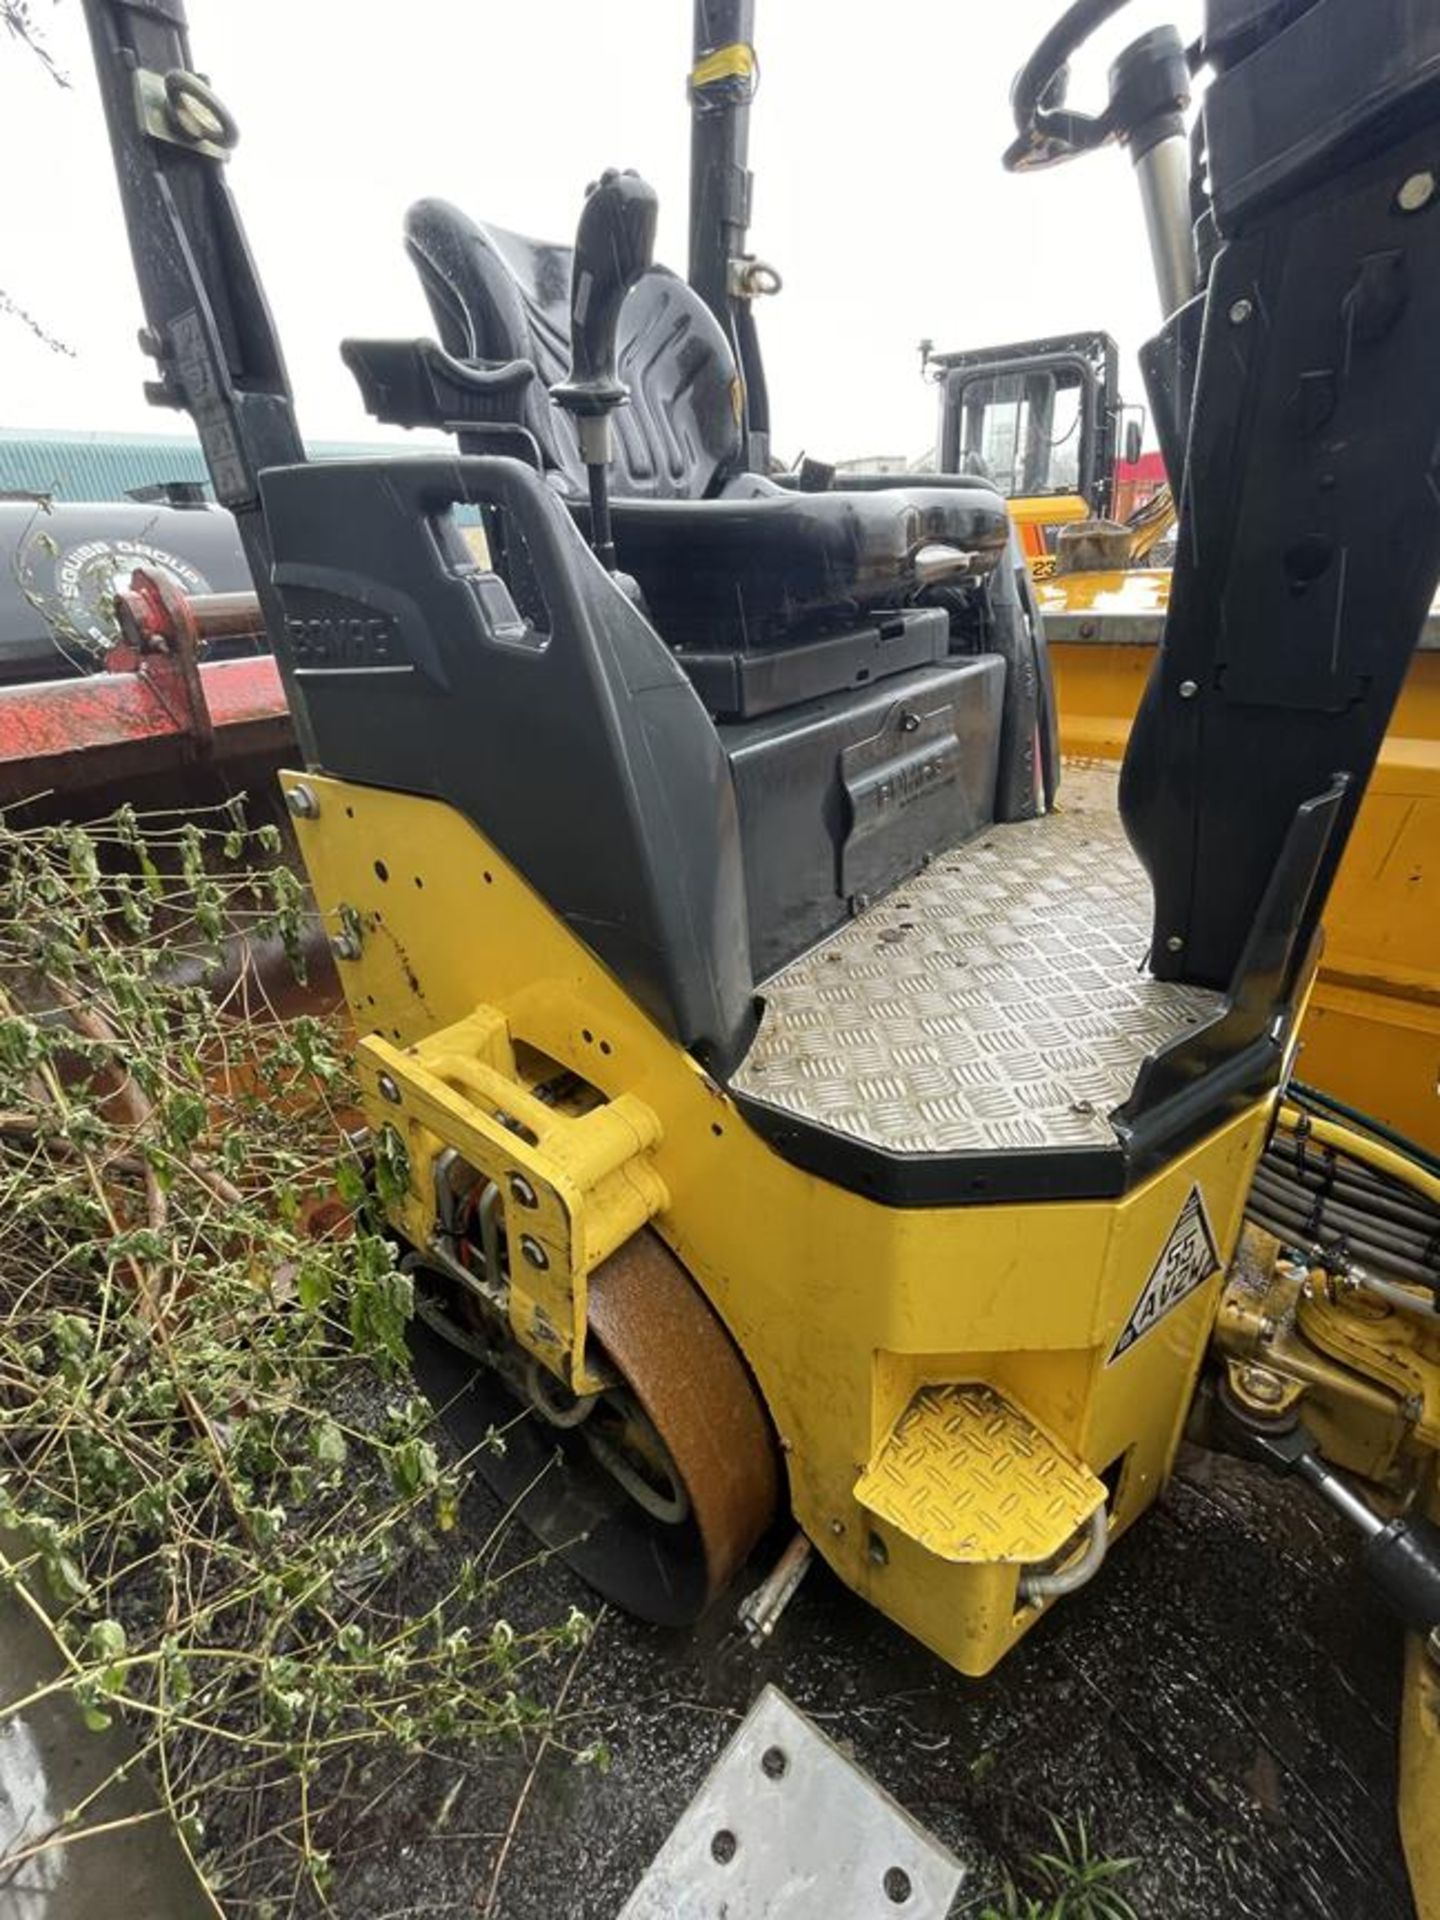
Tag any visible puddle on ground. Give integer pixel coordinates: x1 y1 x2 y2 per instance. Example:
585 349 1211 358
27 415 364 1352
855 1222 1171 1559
0 1545 210 1920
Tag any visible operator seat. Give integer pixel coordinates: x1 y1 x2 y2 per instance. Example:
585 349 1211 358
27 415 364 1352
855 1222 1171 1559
402 199 1011 651
317 184 1053 1016
406 199 740 502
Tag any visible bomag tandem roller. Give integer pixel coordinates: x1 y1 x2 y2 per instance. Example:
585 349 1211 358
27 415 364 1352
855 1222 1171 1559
83 0 1440 1907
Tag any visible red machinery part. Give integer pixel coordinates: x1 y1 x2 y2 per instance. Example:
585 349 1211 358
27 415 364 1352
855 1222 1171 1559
0 572 289 808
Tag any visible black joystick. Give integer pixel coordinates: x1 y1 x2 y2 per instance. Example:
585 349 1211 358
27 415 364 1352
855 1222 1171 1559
551 168 659 571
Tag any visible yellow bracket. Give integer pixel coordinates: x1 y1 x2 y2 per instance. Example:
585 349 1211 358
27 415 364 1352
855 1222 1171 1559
1299 1284 1440 1450
359 1008 667 1395
1402 1630 1440 1920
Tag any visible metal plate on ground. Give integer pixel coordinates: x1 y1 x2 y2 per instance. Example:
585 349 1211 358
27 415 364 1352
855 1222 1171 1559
619 1684 963 1919
731 762 1223 1154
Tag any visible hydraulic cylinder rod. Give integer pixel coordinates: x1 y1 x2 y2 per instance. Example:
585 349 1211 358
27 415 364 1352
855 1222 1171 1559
1134 130 1199 318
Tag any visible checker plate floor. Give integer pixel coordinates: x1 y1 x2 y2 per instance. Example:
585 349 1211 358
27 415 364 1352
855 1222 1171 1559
730 763 1224 1154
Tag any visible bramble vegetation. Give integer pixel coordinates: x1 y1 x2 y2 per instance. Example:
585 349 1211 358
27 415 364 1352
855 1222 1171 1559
0 805 585 1913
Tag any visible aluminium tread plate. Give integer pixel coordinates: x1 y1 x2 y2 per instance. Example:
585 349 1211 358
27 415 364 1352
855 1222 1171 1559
730 762 1224 1154
619 1683 964 1918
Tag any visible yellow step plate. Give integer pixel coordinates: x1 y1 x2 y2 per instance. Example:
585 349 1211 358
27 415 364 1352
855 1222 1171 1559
855 1385 1106 1565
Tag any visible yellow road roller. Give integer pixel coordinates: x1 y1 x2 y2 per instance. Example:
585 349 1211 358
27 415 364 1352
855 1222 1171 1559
82 0 1440 1907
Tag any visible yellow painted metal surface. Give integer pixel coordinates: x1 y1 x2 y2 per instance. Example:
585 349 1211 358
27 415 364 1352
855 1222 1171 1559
1299 1285 1440 1451
1007 489 1090 565
1041 595 1440 1148
1215 1241 1414 1486
282 769 1274 1676
1402 1464 1440 1920
855 1384 1105 1563
1039 565 1171 623
1300 987 1440 1152
362 1009 667 1393
1402 1631 1440 1920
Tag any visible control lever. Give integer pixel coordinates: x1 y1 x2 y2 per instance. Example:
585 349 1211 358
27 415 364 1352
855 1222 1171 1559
550 168 659 571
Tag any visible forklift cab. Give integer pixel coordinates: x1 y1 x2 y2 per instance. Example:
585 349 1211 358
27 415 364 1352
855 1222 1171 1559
929 330 1149 570
932 331 1120 508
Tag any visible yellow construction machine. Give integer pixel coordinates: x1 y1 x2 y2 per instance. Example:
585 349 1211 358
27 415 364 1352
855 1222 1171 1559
82 0 1440 1910
922 326 1174 577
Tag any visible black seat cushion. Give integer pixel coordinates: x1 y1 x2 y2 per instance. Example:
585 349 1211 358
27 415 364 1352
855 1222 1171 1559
609 482 1011 649
405 198 742 501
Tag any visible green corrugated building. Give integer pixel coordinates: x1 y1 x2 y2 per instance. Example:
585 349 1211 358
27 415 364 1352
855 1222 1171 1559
0 427 422 502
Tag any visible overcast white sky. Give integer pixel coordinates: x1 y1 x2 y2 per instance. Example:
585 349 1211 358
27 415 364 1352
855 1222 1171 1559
4 0 1200 463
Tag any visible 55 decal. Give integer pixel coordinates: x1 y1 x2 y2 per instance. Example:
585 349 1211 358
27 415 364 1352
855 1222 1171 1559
1108 1185 1221 1364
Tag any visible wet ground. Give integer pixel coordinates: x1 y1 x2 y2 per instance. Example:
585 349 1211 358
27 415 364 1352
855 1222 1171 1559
313 1441 1414 1920
0 1540 210 1920
0 1434 1412 1920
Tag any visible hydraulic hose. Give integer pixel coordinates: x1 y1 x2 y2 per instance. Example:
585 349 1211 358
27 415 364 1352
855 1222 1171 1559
1289 1079 1440 1179
1278 1104 1440 1207
1352 1270 1440 1320
1244 1195 1439 1292
1018 1505 1109 1604
1249 1167 1436 1267
1259 1151 1440 1239
1260 1089 1440 1297
1272 1145 1440 1206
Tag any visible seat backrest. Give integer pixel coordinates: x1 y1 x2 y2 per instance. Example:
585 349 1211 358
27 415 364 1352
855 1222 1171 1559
261 452 756 1067
404 198 742 501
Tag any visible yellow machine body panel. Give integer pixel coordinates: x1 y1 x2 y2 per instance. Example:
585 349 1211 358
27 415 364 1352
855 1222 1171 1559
1039 569 1440 1149
1402 1461 1440 1920
1403 1624 1440 1920
284 770 1275 1677
1004 490 1090 569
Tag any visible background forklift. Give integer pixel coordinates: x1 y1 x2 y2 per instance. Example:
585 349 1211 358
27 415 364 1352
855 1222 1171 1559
80 0 1440 1910
922 327 1174 575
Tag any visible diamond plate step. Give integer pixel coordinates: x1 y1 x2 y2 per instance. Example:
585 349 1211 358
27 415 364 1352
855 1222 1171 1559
855 1384 1106 1564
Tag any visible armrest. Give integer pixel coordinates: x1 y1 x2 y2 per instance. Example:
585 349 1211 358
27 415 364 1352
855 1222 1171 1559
341 336 537 432
769 466 999 495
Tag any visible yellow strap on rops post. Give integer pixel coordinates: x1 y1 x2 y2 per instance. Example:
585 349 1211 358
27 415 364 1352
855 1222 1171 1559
689 41 757 94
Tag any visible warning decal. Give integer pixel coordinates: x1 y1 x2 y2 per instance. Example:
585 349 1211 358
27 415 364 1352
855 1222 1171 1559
1108 1185 1221 1364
